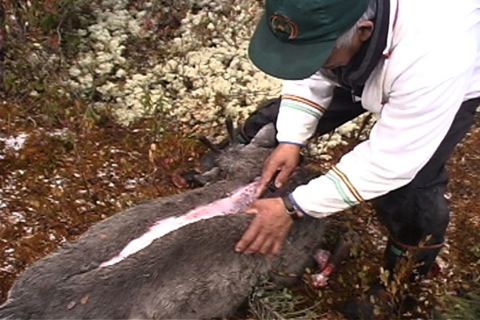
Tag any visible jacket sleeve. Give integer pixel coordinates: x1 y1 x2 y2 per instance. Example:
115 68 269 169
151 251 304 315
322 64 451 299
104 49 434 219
291 35 478 218
276 71 336 146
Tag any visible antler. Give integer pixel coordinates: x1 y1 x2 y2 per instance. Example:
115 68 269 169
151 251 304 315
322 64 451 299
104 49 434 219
225 116 238 146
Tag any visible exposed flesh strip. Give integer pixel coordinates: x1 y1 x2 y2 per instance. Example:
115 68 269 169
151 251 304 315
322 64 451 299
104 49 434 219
100 181 259 267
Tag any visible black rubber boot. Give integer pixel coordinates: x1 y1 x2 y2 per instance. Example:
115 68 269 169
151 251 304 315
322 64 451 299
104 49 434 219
340 281 395 320
339 242 398 319
383 239 408 281
409 245 443 279
241 98 280 142
339 239 443 319
339 241 404 320
384 238 443 282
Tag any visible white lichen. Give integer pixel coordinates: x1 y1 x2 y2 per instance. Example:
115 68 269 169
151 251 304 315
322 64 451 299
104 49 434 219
62 0 373 156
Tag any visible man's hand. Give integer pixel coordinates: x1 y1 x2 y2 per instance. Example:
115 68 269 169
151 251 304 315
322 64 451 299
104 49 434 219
256 143 301 197
235 198 293 257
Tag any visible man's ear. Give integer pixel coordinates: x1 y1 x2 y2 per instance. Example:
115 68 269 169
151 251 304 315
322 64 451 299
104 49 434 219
357 20 374 42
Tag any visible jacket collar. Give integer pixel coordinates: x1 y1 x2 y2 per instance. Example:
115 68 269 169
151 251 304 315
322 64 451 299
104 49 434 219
383 0 399 58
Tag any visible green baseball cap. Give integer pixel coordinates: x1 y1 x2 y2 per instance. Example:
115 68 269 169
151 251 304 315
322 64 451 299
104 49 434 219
248 0 370 80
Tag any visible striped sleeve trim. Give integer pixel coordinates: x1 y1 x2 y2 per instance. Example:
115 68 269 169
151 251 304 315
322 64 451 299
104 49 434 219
281 102 322 119
331 166 364 203
277 141 306 147
325 172 357 206
282 94 327 113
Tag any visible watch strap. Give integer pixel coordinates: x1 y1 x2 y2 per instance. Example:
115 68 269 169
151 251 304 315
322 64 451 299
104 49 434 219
281 195 301 220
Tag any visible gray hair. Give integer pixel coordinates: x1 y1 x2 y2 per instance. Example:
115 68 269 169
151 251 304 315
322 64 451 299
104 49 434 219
335 0 377 48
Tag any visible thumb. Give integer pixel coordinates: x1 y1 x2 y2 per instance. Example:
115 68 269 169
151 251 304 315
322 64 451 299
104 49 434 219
244 205 258 214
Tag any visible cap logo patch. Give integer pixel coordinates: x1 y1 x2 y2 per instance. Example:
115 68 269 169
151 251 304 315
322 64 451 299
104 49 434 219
270 14 298 40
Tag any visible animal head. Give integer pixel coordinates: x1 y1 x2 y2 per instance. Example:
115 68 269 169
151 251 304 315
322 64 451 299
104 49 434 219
194 119 277 185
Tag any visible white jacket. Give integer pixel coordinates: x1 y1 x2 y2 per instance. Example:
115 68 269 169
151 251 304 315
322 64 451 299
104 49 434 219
278 0 480 217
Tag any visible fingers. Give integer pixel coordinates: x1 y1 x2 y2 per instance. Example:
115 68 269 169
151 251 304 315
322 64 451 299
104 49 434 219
234 216 282 256
256 143 301 197
244 232 268 255
271 241 283 257
256 166 278 197
236 198 293 257
256 148 282 197
235 225 281 257
259 237 276 257
244 206 257 214
259 163 293 196
234 221 287 256
274 165 293 189
235 217 261 253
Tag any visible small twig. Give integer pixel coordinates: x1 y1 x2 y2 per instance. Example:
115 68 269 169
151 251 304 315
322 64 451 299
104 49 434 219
73 137 96 203
54 1 76 66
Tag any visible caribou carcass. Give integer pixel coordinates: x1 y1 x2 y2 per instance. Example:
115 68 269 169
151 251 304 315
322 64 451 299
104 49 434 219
0 122 325 319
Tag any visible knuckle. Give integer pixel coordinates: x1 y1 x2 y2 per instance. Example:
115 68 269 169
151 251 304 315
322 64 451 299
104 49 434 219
241 234 254 243
249 243 261 252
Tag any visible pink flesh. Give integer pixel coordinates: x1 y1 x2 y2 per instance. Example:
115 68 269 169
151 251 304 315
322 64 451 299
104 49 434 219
311 264 335 288
311 249 333 288
313 249 331 271
100 181 259 267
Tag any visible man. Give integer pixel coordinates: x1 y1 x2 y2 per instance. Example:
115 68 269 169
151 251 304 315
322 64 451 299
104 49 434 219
235 0 480 317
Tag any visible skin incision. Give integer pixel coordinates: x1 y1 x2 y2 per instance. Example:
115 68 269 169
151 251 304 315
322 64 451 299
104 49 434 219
100 181 260 267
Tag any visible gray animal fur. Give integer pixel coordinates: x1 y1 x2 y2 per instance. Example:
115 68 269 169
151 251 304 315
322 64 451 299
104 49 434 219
0 124 324 319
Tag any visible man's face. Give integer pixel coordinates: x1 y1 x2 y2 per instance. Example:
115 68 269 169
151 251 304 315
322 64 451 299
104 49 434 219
322 20 374 69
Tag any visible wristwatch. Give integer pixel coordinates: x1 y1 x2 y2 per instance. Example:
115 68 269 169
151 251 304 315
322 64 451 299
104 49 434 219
281 195 302 221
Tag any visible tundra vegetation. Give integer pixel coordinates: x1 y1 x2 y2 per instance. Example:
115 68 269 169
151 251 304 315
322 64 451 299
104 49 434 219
0 0 479 318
